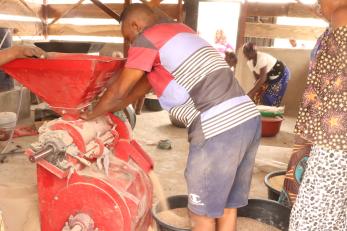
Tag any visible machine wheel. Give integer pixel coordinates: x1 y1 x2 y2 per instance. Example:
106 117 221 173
169 115 186 128
123 106 136 129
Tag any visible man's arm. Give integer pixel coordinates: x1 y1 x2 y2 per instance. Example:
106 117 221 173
0 45 46 66
110 75 151 112
81 68 146 120
248 67 267 98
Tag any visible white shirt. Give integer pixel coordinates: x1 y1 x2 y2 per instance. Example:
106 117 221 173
247 52 277 75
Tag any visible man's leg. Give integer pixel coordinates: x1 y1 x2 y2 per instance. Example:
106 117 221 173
186 117 261 231
216 208 237 231
135 96 145 114
185 133 242 231
218 116 261 231
190 212 216 231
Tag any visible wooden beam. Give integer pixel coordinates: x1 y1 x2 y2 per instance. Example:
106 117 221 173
42 0 48 38
245 22 326 40
247 2 318 18
123 0 131 57
0 0 42 17
47 3 180 19
48 24 122 37
49 0 85 25
0 20 43 36
90 0 120 21
18 0 40 19
184 0 198 31
141 0 162 8
177 0 184 22
236 2 248 51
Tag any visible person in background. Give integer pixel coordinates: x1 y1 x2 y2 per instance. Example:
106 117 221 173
214 29 233 58
82 4 261 231
224 50 237 71
289 38 297 48
243 42 290 106
0 45 46 66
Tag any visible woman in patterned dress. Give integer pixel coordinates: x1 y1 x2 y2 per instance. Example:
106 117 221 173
283 1 347 230
243 42 290 106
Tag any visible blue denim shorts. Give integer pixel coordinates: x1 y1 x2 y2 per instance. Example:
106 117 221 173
185 116 261 218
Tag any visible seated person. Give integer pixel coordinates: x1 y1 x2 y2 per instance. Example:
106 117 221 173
243 42 290 106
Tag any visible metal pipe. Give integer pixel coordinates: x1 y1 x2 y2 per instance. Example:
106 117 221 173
29 146 55 163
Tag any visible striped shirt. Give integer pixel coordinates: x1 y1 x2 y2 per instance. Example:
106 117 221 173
126 22 259 144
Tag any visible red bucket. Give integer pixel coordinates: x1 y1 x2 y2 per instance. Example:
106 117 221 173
261 117 283 137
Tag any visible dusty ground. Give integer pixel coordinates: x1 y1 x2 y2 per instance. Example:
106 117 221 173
134 109 295 200
0 109 295 230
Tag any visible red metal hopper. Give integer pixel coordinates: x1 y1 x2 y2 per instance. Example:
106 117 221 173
1 54 125 118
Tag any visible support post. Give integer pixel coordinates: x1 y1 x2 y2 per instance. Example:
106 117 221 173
90 0 121 21
236 1 248 52
123 0 131 57
42 0 48 39
184 0 199 31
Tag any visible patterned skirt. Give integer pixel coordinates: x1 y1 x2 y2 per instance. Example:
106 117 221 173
254 67 290 107
289 145 347 231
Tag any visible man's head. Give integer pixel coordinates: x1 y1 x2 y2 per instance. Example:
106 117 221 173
120 4 156 43
242 42 257 60
318 0 347 21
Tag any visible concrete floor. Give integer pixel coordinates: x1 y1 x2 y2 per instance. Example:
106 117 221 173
0 109 295 230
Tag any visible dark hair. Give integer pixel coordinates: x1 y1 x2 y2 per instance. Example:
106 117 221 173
242 42 256 54
120 3 154 22
225 51 237 60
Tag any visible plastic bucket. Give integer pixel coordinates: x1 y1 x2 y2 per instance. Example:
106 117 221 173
261 116 283 137
153 195 189 231
238 199 290 231
264 170 286 201
152 195 290 231
144 97 162 112
0 112 17 141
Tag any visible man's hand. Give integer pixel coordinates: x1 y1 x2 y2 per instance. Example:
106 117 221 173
13 45 47 59
0 45 47 67
80 68 147 120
